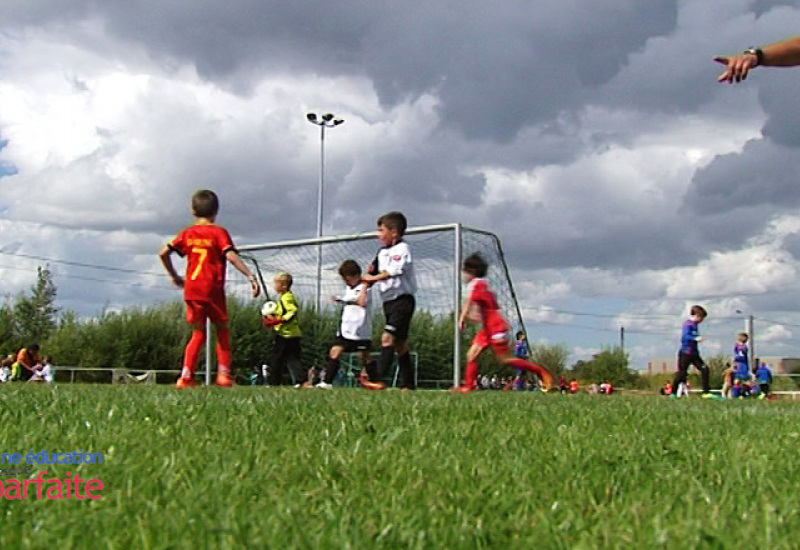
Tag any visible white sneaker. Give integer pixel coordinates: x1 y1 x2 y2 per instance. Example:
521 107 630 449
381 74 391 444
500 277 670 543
293 383 302 389
315 382 333 390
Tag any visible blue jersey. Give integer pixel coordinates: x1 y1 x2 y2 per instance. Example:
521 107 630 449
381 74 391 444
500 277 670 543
755 365 772 385
733 342 749 378
680 320 701 355
514 339 529 359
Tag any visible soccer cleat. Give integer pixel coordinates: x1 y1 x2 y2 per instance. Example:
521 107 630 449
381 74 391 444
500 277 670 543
176 377 196 389
300 381 314 390
315 382 333 390
449 385 475 394
216 373 233 387
360 379 386 391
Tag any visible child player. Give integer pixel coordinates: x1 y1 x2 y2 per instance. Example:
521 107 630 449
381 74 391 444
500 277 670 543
733 332 750 384
264 272 306 387
309 259 377 389
160 189 260 388
361 211 416 390
454 253 553 394
671 305 712 398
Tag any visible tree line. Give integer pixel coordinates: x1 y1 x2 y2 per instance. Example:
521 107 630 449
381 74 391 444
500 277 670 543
1 266 662 387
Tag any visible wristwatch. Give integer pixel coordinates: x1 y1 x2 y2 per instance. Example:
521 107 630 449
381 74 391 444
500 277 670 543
743 47 764 66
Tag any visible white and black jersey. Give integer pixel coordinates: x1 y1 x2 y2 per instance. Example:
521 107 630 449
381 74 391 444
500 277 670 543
373 241 416 302
336 282 372 342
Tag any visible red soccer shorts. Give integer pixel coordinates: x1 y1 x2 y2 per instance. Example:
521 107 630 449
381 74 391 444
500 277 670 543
185 299 228 326
473 328 511 355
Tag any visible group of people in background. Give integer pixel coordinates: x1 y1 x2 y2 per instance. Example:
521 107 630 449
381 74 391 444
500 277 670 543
663 305 775 400
0 344 53 384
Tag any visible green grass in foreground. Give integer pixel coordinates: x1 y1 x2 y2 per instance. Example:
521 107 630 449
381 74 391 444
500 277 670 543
1 385 800 549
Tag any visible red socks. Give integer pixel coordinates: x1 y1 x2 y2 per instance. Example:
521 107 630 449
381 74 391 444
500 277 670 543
182 329 206 378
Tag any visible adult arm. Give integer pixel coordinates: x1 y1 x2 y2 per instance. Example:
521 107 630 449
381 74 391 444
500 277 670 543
716 36 800 83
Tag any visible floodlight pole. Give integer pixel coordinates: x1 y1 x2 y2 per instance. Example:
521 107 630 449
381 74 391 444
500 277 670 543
306 112 344 313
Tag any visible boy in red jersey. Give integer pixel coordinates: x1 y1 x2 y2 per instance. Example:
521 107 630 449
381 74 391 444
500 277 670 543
159 189 260 388
453 253 553 394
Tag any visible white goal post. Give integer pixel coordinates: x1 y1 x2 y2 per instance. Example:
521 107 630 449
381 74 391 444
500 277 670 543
230 223 528 387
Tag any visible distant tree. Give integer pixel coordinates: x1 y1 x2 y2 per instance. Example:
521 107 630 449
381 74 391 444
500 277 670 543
0 300 15 352
529 343 569 380
572 346 634 387
14 265 58 344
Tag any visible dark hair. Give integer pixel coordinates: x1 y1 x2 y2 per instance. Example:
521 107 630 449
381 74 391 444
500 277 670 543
27 343 40 353
515 331 524 339
377 211 407 236
462 253 488 278
690 305 708 319
192 190 220 218
338 259 362 278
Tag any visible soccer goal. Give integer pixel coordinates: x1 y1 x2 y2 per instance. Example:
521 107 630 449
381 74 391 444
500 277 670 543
230 224 527 387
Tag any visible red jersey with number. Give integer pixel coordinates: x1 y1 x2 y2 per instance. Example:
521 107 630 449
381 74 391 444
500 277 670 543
168 224 235 302
467 278 509 337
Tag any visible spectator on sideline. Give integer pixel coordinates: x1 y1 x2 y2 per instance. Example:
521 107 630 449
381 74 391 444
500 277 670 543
721 362 735 399
755 362 773 400
11 344 41 382
0 354 13 383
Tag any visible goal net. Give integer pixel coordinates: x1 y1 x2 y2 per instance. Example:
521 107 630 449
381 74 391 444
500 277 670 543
229 224 526 387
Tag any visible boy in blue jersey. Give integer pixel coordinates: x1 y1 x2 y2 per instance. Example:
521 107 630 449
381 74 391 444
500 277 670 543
672 305 712 398
733 332 750 382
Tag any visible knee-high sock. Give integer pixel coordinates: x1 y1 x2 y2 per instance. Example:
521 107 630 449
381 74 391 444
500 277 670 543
325 356 340 384
398 352 414 389
507 358 552 384
376 346 394 380
216 326 231 374
364 360 378 381
465 360 479 388
182 329 206 378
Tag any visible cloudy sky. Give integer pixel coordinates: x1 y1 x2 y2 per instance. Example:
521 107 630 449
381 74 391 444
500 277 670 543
3 0 800 370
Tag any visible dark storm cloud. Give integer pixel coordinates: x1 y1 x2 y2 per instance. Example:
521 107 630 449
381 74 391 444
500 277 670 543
686 139 800 216
3 0 678 142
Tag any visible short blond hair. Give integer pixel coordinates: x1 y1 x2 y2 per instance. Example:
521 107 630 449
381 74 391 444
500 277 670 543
274 272 293 288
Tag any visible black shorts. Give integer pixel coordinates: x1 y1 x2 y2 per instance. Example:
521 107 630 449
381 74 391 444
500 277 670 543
382 294 415 342
331 338 372 353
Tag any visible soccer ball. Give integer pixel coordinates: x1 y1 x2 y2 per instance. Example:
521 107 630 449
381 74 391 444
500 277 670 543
261 301 278 316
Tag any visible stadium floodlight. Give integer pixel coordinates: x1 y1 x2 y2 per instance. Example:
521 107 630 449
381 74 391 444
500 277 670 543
306 111 345 313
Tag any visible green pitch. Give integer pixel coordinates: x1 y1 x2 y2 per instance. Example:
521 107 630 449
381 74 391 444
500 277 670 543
1 385 799 549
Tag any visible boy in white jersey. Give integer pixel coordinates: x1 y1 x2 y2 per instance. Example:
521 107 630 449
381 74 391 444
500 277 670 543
361 211 416 390
311 260 376 389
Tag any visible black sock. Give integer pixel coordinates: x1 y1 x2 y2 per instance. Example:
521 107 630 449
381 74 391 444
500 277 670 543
364 360 378 381
376 346 394 382
398 352 414 389
325 357 340 384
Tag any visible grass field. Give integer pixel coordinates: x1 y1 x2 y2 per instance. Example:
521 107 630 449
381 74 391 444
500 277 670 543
1 385 799 549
